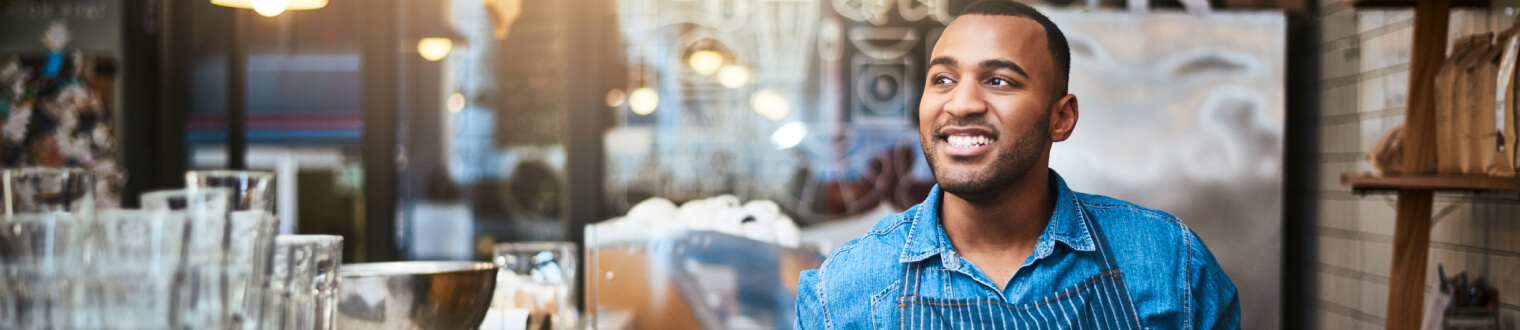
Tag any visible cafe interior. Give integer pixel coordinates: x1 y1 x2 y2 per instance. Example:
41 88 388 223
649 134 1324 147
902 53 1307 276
2 0 1519 328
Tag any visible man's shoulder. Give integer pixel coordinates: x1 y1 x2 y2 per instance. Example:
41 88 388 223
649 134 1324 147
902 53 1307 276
816 204 918 275
803 205 920 299
1071 190 1227 283
1072 192 1190 239
1071 191 1201 274
1069 191 1236 327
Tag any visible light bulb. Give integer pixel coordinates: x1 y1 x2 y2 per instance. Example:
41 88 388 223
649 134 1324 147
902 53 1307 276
717 65 749 88
771 122 806 149
447 93 466 113
687 50 724 76
605 89 626 107
750 89 790 121
629 88 658 115
252 0 289 16
418 38 453 62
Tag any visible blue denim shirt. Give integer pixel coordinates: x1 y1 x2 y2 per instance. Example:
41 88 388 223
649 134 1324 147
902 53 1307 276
795 170 1240 329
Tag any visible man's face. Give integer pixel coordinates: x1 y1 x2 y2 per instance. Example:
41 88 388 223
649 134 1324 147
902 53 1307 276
919 14 1059 201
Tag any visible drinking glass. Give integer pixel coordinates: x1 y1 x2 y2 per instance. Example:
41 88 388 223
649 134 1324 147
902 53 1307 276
493 242 579 330
91 209 185 329
187 170 282 329
1 168 94 216
227 210 278 329
265 235 342 330
0 213 90 329
186 170 274 213
143 188 232 329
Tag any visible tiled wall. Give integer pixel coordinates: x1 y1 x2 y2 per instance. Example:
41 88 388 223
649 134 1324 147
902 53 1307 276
1317 0 1520 328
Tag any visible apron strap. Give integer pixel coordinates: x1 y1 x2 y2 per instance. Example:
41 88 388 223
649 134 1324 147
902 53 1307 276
1074 192 1145 328
900 259 924 299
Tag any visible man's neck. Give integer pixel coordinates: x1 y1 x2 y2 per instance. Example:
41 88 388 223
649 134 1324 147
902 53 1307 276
940 168 1054 257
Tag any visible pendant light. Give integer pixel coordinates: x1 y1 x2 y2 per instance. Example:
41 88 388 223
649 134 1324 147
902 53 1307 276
211 0 327 17
412 17 468 62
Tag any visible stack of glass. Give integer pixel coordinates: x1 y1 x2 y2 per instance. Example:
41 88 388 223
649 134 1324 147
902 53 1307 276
491 242 579 330
265 235 342 330
91 209 189 328
0 168 339 330
0 168 96 328
0 212 92 328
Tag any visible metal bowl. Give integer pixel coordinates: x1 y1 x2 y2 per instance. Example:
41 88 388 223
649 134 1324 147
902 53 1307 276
337 261 499 330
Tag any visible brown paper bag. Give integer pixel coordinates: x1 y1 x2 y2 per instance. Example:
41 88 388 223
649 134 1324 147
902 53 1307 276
1436 36 1480 174
1457 35 1493 174
1492 30 1519 176
1512 44 1520 175
1367 125 1404 175
1470 35 1503 175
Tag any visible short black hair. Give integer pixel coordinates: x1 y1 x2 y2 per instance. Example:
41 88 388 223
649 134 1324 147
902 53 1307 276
959 0 1071 97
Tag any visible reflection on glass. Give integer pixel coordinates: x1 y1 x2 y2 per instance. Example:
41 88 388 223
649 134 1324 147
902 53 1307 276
492 242 578 330
266 235 343 330
186 170 274 213
1 167 94 216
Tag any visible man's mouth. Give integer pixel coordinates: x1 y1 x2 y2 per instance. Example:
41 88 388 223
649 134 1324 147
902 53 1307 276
946 134 994 148
936 127 998 157
938 126 998 146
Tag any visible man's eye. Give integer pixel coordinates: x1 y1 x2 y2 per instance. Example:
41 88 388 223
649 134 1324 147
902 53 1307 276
932 76 954 85
986 77 1011 86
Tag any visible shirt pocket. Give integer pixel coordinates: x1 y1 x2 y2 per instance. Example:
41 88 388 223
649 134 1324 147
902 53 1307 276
868 279 900 329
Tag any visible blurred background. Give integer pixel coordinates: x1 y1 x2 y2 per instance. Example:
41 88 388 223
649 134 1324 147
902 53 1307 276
3 0 1520 328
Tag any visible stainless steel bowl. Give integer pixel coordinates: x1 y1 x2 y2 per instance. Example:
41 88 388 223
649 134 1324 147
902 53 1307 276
336 261 499 330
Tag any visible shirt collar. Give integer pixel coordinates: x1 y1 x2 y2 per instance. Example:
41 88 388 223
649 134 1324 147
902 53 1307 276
898 169 1096 264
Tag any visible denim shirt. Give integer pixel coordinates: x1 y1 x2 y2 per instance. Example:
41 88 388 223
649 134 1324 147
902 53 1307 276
795 170 1240 329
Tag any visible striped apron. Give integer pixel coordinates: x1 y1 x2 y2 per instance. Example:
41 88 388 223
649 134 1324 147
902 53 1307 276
895 214 1144 329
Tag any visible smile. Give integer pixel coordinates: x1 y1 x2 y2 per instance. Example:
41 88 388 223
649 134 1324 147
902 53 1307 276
946 135 994 148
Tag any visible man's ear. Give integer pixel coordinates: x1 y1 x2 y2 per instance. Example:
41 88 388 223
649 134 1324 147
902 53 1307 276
1050 94 1078 142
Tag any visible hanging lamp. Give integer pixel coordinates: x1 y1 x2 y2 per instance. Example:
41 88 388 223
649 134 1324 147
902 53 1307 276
211 0 327 17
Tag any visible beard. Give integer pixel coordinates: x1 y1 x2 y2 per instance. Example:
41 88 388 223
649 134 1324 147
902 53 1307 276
921 111 1050 204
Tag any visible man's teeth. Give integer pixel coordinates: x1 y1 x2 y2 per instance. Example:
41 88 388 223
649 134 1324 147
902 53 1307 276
947 135 992 148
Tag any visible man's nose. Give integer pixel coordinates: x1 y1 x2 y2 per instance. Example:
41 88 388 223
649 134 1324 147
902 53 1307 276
943 82 987 118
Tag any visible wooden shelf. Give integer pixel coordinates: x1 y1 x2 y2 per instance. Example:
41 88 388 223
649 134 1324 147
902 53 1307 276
1345 0 1489 8
1342 172 1520 192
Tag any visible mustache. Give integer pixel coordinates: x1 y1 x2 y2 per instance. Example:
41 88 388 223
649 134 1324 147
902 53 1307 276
930 117 997 135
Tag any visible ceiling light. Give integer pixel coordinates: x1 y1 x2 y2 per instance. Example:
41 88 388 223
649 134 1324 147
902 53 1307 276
718 65 750 88
687 50 724 76
629 87 659 115
750 89 790 120
418 38 453 62
211 0 326 16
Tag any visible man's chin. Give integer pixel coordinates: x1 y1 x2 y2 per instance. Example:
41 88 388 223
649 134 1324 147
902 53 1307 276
932 170 994 193
937 180 1001 203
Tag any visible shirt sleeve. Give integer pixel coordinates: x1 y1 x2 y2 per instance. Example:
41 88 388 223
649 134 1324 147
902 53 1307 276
1186 230 1240 330
795 269 823 330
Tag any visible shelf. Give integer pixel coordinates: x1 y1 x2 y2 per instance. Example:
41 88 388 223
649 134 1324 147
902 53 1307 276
1345 0 1489 8
1341 172 1520 192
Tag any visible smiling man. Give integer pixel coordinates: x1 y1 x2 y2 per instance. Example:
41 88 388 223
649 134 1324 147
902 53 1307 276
794 1 1239 329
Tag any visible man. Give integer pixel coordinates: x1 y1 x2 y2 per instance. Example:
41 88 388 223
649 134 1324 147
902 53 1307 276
794 1 1240 329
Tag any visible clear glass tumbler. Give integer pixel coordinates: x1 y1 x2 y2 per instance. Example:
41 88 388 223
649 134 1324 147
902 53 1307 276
227 210 279 329
493 242 579 330
186 170 274 213
142 188 232 329
185 171 280 329
91 209 186 329
0 213 91 329
1 167 94 216
265 235 342 330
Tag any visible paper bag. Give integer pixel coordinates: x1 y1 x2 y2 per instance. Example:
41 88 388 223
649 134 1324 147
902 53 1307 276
1436 36 1480 174
1470 35 1502 175
1367 125 1403 175
1493 30 1519 176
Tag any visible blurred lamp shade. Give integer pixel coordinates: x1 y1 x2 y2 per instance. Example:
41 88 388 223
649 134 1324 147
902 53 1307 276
211 0 327 17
